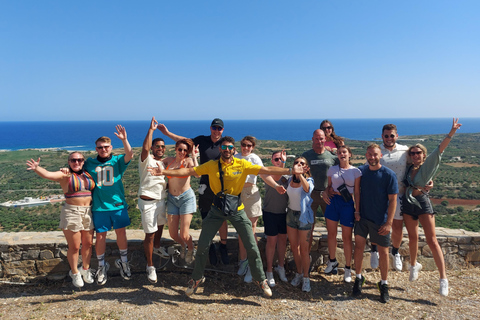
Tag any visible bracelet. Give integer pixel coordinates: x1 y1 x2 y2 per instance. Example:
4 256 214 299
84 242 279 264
445 135 452 139
281 160 286 164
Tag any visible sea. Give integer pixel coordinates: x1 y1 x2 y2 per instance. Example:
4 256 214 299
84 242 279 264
0 118 479 151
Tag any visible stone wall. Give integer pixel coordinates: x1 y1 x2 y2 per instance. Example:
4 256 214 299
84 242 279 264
1 227 479 282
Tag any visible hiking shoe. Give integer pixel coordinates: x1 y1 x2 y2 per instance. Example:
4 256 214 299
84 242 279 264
185 248 196 264
409 262 422 281
208 243 218 266
146 266 157 283
377 281 390 303
186 277 205 296
96 262 110 285
244 265 252 283
274 266 288 282
69 270 84 288
153 246 170 259
344 268 352 283
394 253 403 272
79 268 94 284
302 277 311 292
180 246 186 260
324 260 339 275
291 273 303 287
115 259 132 280
257 279 273 297
219 243 229 265
370 251 379 269
237 259 249 276
439 279 449 296
352 276 366 296
266 271 275 287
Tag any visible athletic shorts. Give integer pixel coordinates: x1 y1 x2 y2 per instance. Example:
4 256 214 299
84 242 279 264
354 218 391 248
286 208 312 231
324 195 355 228
167 188 196 215
400 194 435 220
138 198 167 234
59 203 94 232
263 211 287 236
311 189 327 216
92 208 131 233
241 185 262 218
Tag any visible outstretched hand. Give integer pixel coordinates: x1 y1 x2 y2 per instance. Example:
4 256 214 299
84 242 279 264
114 125 127 141
26 157 41 171
147 162 164 176
275 185 287 195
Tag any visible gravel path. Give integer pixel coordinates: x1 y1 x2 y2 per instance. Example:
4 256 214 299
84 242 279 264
1 267 479 319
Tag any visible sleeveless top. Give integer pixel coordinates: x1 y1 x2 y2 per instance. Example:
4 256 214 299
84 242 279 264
65 171 95 198
166 161 189 179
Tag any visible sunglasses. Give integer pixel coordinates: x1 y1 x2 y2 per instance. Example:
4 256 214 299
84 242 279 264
321 126 332 130
96 145 111 150
69 158 84 163
384 134 396 138
241 143 253 148
211 126 223 131
273 157 282 162
154 145 166 149
221 145 234 150
177 148 188 153
294 161 306 166
410 151 423 156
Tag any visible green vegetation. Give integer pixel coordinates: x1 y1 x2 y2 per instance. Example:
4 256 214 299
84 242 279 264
1 133 480 232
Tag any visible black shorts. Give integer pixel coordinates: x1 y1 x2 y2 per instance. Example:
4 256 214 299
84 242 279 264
354 218 391 248
199 187 215 219
400 194 435 220
262 211 287 236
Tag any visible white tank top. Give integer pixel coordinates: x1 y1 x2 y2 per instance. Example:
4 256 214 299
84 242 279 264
287 184 302 211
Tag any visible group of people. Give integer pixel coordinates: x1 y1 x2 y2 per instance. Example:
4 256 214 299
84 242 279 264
26 116 461 302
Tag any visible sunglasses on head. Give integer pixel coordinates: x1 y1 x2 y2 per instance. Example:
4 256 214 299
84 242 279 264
241 143 253 148
154 145 166 149
221 145 234 150
69 158 84 163
211 126 223 131
384 134 396 138
322 126 332 130
294 161 306 166
410 151 423 155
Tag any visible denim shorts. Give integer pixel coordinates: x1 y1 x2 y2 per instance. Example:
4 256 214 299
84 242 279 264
324 195 355 228
400 194 435 220
167 188 196 215
286 208 312 231
92 208 131 233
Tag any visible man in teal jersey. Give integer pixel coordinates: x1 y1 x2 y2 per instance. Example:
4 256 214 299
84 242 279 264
84 125 134 285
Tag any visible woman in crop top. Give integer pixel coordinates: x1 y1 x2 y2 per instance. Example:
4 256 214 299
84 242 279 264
286 156 314 292
162 138 198 263
26 152 95 288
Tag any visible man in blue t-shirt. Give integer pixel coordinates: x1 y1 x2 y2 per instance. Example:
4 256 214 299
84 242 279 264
352 143 398 303
84 125 134 285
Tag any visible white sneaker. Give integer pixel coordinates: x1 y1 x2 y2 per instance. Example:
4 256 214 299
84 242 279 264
291 273 303 287
244 265 252 283
266 271 276 287
79 268 94 284
370 251 379 269
146 266 157 283
274 266 288 282
409 262 422 281
344 268 352 283
324 260 339 274
394 253 403 271
185 248 196 264
96 262 110 285
302 277 311 292
153 246 170 259
237 259 248 276
439 279 448 296
69 270 84 288
115 259 132 280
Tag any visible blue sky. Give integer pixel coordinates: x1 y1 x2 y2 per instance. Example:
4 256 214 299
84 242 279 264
1 1 479 121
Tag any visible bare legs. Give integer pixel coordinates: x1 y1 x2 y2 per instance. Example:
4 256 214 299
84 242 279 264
168 213 194 251
287 226 311 277
63 229 94 273
144 225 165 267
265 234 287 272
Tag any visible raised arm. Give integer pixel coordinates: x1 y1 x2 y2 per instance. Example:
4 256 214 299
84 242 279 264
148 162 199 178
141 117 157 162
26 158 68 182
439 118 462 154
157 123 187 142
115 125 134 163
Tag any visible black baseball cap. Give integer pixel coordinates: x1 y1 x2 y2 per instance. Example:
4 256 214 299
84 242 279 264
211 118 224 128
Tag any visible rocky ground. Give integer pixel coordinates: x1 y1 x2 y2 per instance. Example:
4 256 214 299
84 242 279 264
1 266 479 320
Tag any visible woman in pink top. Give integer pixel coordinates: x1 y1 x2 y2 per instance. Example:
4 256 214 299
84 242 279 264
320 120 345 153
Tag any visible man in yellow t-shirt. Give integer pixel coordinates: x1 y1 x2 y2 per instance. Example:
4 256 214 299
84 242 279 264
149 136 304 297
